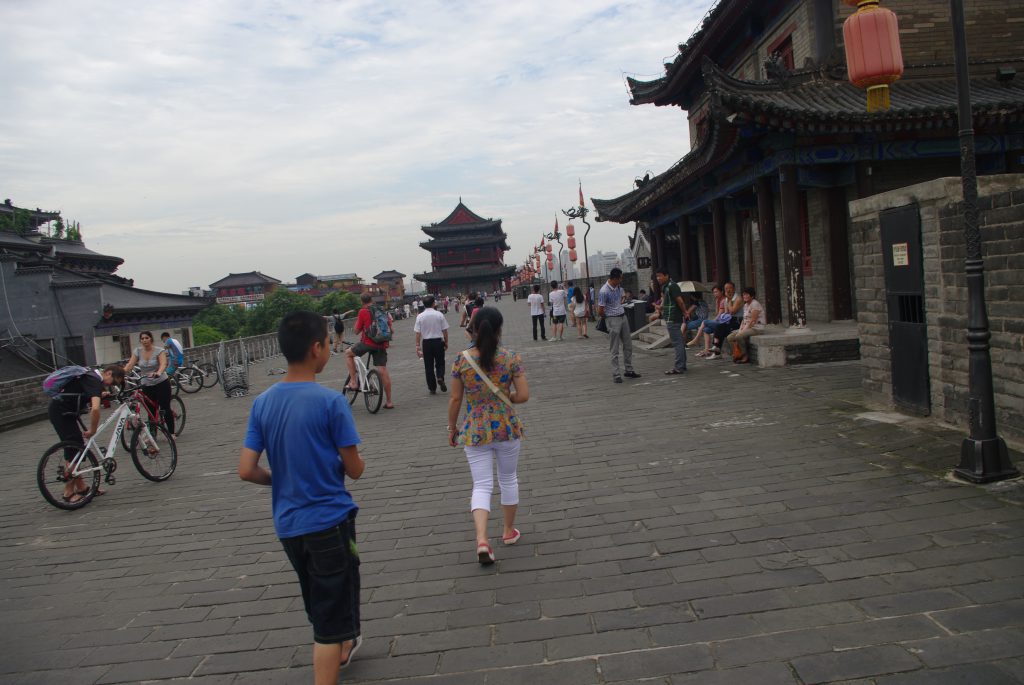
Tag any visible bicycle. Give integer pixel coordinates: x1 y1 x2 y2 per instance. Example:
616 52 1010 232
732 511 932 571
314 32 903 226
171 363 205 394
117 386 185 455
37 394 178 510
340 341 384 413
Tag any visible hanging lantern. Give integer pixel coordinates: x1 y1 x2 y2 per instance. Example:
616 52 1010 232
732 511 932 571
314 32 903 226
566 224 575 237
545 243 552 254
569 249 578 262
568 236 576 249
843 0 903 112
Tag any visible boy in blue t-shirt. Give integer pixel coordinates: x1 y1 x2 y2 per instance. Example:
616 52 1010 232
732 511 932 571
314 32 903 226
239 311 366 683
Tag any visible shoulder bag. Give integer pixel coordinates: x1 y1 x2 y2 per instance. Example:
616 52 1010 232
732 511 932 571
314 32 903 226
460 350 513 407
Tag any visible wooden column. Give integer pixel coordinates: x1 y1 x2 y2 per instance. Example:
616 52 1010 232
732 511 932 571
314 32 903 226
712 199 728 284
648 225 660 269
778 164 807 327
678 216 691 280
655 225 667 270
827 186 854 319
756 176 782 324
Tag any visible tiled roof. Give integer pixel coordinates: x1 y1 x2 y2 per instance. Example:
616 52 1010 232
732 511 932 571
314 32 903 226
422 201 502 236
209 271 282 288
705 60 1024 133
46 239 123 264
318 273 360 281
420 233 510 250
373 270 406 280
414 264 515 282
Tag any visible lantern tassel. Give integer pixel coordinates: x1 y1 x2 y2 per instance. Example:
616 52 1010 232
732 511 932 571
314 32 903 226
866 84 890 112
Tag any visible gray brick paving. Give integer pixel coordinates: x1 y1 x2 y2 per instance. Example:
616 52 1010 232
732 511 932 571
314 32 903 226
1 298 1023 683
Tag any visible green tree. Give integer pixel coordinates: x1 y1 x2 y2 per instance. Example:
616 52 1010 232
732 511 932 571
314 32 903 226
242 289 318 336
317 291 361 318
193 303 247 339
192 323 227 346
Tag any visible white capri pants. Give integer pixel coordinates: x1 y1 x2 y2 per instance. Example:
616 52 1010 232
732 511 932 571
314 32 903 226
464 439 521 511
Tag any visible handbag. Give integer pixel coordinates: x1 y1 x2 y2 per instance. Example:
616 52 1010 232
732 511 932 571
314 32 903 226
732 342 744 361
460 351 513 406
596 317 609 334
716 313 732 324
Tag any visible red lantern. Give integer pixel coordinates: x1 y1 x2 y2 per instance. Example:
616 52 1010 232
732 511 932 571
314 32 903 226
569 249 578 262
545 243 552 254
566 224 575 237
568 236 576 249
843 0 903 112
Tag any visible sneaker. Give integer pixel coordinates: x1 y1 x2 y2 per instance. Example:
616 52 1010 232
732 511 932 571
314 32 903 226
613 376 623 383
706 352 720 360
438 380 447 392
624 371 641 379
477 542 495 565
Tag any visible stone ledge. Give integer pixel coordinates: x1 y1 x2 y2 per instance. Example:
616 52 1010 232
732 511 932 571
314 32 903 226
749 322 861 368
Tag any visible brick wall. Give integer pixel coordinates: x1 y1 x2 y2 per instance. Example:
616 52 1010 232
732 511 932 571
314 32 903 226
849 173 1024 447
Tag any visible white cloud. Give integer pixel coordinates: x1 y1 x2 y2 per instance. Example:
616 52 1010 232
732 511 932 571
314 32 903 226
0 0 708 291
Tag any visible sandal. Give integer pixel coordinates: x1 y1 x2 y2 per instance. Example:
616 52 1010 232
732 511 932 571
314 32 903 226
339 636 362 670
502 528 521 545
477 542 495 565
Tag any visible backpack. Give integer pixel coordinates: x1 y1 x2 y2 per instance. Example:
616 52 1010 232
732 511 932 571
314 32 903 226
367 306 392 344
333 314 344 333
42 365 91 397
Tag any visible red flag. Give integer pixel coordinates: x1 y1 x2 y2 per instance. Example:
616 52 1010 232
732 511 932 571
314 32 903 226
578 181 585 208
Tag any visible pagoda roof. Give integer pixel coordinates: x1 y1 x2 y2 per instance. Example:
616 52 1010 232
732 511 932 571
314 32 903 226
45 238 124 266
421 201 503 237
209 271 282 289
0 231 50 254
318 273 360 282
704 59 1024 134
0 200 61 228
96 281 213 316
414 264 515 282
420 233 510 250
373 270 406 280
594 59 1024 224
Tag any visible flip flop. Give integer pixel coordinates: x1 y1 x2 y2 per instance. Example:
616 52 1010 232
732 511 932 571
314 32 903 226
338 636 362 670
383 404 395 410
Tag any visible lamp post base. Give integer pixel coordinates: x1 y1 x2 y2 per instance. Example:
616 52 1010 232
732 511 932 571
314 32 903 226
954 437 1019 483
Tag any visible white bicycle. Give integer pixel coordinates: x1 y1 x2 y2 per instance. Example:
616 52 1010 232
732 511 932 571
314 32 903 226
37 392 178 510
340 340 384 414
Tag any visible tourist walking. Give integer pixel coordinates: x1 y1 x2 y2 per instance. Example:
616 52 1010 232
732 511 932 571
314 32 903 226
572 288 588 338
654 267 687 375
330 310 345 354
239 311 366 684
597 268 641 383
527 284 547 341
414 295 449 394
548 280 567 341
124 331 175 434
447 307 529 565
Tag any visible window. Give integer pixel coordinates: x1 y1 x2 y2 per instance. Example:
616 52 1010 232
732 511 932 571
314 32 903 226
34 338 55 366
181 329 192 347
798 190 812 276
767 29 795 71
64 336 86 366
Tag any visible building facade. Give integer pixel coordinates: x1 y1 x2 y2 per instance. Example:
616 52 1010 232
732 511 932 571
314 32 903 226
414 201 515 296
593 0 1024 327
0 202 210 372
373 270 406 303
210 271 282 309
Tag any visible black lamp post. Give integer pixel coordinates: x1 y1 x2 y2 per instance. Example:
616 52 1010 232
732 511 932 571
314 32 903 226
540 230 565 282
562 203 591 286
949 0 1018 482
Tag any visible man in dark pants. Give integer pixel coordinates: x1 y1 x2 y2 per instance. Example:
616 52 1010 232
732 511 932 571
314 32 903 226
48 364 124 503
414 295 450 394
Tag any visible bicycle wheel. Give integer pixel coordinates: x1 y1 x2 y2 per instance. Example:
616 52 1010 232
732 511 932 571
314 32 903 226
341 375 358 405
364 369 383 414
37 441 100 510
198 361 218 387
170 395 186 436
130 423 178 481
177 367 203 394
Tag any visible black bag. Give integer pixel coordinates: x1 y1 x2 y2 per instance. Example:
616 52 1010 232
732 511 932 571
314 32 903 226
596 317 609 334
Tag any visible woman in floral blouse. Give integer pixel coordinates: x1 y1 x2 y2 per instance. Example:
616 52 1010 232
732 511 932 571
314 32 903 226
447 307 530 565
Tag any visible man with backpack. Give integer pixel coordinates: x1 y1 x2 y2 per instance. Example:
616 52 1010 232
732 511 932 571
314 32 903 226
45 364 125 504
330 309 345 354
345 293 394 409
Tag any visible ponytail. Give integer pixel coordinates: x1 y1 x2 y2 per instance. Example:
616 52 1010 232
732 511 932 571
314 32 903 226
472 306 503 372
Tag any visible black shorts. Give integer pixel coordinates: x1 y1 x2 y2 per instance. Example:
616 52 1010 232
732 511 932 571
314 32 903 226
553 315 566 324
351 341 387 367
280 515 360 644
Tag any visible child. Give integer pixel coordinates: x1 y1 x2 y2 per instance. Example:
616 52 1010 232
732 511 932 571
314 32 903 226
239 311 366 684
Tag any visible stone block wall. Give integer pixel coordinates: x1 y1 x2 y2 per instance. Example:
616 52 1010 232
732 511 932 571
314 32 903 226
849 174 1024 446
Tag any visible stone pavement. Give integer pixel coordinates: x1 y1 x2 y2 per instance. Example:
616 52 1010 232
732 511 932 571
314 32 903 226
1 299 1023 685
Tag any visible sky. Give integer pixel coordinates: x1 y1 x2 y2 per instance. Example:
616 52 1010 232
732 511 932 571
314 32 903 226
1 1 709 293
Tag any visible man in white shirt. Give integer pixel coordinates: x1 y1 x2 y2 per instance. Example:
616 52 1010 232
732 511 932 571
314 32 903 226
548 280 568 341
726 286 767 364
414 295 450 394
527 284 547 341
